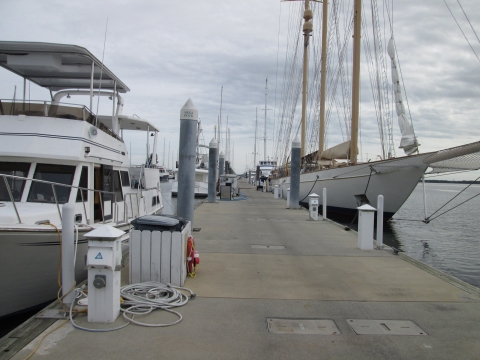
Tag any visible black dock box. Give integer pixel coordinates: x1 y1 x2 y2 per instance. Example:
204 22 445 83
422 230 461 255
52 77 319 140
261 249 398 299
131 215 187 232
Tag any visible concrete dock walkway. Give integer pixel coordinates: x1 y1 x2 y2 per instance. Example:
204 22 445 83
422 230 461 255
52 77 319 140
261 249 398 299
9 180 480 359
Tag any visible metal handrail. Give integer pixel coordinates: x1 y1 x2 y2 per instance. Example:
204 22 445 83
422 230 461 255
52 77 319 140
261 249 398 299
0 173 117 225
124 193 140 219
2 176 21 223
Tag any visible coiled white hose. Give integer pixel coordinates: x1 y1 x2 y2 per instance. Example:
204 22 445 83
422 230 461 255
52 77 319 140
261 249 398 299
70 281 195 332
120 282 195 327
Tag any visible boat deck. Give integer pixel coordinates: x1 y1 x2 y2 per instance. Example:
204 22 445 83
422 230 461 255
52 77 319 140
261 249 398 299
4 179 480 359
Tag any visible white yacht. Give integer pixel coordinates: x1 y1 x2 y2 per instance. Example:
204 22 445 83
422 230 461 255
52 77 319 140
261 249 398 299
171 168 209 198
0 41 163 317
158 165 169 182
258 160 277 178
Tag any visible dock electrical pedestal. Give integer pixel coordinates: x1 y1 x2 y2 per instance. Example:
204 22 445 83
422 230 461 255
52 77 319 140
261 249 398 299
357 204 376 250
85 225 126 323
308 193 319 221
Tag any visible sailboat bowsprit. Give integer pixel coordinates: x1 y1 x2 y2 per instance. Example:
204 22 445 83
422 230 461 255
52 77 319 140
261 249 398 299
272 0 480 219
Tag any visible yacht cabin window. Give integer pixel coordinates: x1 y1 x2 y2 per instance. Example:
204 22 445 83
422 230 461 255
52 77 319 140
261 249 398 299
27 164 75 204
76 166 88 202
0 162 30 201
120 170 130 187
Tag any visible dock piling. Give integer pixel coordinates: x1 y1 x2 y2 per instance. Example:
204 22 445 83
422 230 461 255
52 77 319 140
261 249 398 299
208 138 218 203
323 187 327 220
289 136 301 209
219 152 225 177
377 195 384 248
177 98 198 225
61 203 75 305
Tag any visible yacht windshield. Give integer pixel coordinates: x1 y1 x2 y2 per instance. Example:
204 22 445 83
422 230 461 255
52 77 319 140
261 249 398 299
28 164 75 204
0 162 31 201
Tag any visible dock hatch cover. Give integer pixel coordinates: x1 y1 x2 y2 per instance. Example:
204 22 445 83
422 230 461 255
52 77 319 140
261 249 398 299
347 319 427 335
267 318 341 335
251 245 286 250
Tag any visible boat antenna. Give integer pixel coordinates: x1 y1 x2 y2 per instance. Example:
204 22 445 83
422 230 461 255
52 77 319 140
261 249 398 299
264 77 268 162
96 17 109 121
219 86 223 153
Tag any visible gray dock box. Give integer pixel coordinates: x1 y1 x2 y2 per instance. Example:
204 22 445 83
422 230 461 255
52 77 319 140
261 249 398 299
220 185 231 200
129 215 191 286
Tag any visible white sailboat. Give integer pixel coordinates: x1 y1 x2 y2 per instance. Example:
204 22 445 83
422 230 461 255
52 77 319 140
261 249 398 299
254 79 277 184
0 41 164 317
273 0 480 219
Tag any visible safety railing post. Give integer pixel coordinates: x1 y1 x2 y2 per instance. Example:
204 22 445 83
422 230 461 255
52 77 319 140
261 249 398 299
2 175 22 224
51 184 62 221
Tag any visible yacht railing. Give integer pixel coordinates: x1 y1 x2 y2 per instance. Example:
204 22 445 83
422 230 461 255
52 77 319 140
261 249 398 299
124 193 140 219
0 174 140 225
0 99 123 142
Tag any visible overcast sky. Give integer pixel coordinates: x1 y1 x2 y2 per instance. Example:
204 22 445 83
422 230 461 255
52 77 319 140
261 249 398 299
1 0 480 180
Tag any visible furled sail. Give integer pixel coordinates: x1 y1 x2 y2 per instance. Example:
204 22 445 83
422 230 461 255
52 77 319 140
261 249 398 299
320 141 351 160
387 38 419 155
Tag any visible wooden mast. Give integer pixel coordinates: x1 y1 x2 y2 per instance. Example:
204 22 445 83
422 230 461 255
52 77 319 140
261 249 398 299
350 0 362 164
318 0 328 157
301 0 313 158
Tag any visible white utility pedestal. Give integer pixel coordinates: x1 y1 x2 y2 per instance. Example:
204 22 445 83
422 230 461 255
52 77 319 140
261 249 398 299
274 185 279 199
308 193 319 221
357 204 376 250
85 225 125 323
286 188 290 207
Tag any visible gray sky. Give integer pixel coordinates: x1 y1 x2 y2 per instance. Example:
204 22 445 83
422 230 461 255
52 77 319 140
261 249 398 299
1 0 480 180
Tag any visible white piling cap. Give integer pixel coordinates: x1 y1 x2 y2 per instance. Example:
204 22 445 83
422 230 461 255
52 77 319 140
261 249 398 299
292 136 301 149
357 204 376 212
220 151 225 158
209 137 218 148
180 98 198 121
84 225 125 239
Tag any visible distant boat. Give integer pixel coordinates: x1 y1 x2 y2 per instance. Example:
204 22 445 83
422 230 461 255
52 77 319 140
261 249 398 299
258 160 277 178
0 41 164 317
158 165 169 182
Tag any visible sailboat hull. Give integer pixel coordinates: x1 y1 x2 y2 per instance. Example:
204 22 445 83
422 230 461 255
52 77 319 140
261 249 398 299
276 156 429 219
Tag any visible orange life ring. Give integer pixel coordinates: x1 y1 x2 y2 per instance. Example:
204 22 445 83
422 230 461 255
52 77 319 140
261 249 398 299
187 236 199 276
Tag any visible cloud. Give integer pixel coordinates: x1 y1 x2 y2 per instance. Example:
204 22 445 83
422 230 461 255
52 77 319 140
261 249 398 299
1 0 479 177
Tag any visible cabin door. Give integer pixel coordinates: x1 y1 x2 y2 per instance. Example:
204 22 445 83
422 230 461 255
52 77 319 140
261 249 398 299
101 165 113 221
94 165 113 222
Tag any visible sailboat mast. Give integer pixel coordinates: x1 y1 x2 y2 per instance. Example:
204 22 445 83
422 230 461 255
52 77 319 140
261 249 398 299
254 108 258 169
264 77 268 161
226 115 229 161
301 0 313 158
350 0 362 164
219 86 223 154
319 0 328 156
